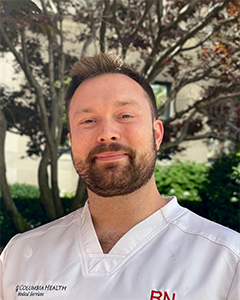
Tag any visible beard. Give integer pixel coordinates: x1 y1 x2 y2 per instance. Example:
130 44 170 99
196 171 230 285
72 135 157 197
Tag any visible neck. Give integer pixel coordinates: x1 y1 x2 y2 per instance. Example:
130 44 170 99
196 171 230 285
87 175 167 253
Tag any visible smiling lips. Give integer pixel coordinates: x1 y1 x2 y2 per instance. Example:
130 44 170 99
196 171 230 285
94 152 128 162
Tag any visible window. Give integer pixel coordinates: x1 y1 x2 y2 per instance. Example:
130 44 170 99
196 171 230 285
151 82 171 120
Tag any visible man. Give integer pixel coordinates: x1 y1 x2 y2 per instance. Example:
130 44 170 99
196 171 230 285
0 53 239 300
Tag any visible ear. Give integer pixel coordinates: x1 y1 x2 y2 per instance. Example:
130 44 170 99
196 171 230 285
67 132 72 142
153 119 164 151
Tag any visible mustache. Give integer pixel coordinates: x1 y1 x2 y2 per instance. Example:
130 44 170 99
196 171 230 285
86 143 136 164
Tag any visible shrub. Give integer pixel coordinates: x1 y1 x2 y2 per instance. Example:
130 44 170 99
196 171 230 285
0 183 40 199
154 160 209 201
0 184 72 246
197 153 240 231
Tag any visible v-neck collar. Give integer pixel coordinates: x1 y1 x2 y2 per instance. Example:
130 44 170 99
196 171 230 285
76 197 178 276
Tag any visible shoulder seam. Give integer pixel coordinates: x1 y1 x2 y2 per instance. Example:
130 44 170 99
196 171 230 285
7 213 79 246
161 209 240 258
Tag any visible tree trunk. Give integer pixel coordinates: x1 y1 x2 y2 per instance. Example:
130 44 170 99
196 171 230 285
38 145 57 221
69 177 88 212
50 149 64 218
0 109 31 232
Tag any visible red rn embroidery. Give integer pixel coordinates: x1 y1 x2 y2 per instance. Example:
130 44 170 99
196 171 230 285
150 290 176 300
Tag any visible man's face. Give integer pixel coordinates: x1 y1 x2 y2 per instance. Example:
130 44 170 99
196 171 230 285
68 73 163 197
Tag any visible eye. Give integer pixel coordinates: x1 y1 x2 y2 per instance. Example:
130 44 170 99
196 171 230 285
121 114 133 119
83 119 93 124
80 119 94 124
79 118 96 126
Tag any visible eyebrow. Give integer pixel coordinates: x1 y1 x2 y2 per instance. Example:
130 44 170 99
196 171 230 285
73 99 142 118
113 99 142 109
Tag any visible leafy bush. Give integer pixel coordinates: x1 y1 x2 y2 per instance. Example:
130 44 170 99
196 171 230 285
0 197 47 246
197 153 240 231
0 184 72 246
0 183 40 199
0 183 42 246
154 160 209 201
0 209 18 248
154 157 239 232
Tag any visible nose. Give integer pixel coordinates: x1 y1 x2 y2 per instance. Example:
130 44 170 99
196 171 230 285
97 119 120 143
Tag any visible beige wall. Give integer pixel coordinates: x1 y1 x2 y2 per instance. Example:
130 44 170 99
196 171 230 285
5 132 79 193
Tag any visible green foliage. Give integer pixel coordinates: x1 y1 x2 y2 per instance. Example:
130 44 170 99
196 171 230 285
0 209 18 247
0 184 72 246
154 157 239 232
0 183 40 199
154 160 209 201
198 153 240 231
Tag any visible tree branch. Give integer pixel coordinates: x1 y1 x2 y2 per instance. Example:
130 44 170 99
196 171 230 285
122 0 154 58
48 34 58 139
40 0 47 15
147 1 229 81
158 65 216 116
142 0 200 75
19 28 54 150
184 132 236 142
0 24 24 78
164 87 240 126
100 0 111 53
156 0 163 24
181 15 240 52
111 0 122 46
161 109 197 151
0 109 31 232
56 2 65 146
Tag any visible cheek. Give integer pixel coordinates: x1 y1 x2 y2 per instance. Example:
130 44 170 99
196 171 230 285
71 132 93 157
125 125 152 148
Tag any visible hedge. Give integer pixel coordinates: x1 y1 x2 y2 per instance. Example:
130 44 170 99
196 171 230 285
154 160 209 201
0 184 73 246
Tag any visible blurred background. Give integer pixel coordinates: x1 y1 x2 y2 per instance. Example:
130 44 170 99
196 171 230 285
0 0 239 250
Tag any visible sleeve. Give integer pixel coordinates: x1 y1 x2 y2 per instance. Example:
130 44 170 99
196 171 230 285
227 259 240 300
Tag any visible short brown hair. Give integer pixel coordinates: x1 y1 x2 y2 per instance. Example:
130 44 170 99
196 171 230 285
65 53 158 129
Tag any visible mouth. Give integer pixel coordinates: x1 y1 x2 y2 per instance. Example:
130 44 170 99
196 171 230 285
94 152 128 162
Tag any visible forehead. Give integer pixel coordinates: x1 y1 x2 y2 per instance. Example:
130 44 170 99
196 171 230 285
69 73 151 112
